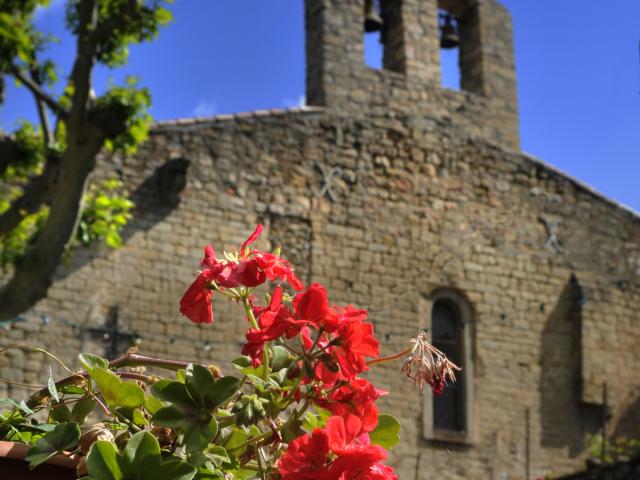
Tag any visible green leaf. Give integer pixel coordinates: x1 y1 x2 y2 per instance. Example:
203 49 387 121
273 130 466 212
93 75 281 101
369 414 401 450
71 397 97 424
47 366 59 403
302 411 322 433
206 446 230 468
206 376 240 410
86 441 123 480
153 405 192 430
60 385 85 395
79 353 109 372
270 346 292 371
232 356 251 369
132 408 148 426
151 380 195 411
25 422 80 469
120 431 161 478
90 367 145 408
153 460 197 480
105 230 122 248
49 401 71 423
227 468 258 480
184 365 239 411
184 364 216 409
145 394 164 415
181 417 218 454
223 427 248 455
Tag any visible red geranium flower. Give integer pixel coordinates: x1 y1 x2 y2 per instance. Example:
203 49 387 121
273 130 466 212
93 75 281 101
243 287 300 365
279 427 331 480
240 224 305 291
179 273 214 324
331 317 379 380
279 415 397 480
180 225 306 323
293 283 338 331
320 378 386 433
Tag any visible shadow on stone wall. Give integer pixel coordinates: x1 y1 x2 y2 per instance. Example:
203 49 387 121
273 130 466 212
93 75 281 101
613 393 640 439
56 157 190 281
539 275 602 456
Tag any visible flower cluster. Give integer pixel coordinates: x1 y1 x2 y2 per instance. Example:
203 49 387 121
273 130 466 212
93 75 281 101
279 415 397 480
180 225 304 324
177 226 459 479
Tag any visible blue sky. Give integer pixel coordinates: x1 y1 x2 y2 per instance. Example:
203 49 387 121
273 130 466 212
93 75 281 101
2 1 639 211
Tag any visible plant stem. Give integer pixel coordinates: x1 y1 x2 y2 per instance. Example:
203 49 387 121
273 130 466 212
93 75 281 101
242 296 269 382
110 353 204 373
255 445 266 480
242 296 260 330
366 345 413 367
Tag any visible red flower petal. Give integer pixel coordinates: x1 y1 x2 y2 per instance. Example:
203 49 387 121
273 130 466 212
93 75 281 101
179 274 213 324
240 224 263 258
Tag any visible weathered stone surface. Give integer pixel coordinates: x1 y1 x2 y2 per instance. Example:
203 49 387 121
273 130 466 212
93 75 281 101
2 2 639 480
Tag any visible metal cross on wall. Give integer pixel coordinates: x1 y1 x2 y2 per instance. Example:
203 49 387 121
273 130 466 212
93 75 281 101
313 162 343 203
86 306 139 359
539 215 564 254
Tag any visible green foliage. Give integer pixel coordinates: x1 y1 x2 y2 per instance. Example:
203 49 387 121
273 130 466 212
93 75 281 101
100 77 153 155
65 0 173 68
587 433 640 464
77 178 134 249
0 1 48 69
25 422 80 469
0 203 49 269
5 122 46 181
152 366 240 454
89 367 145 409
86 431 197 480
369 414 401 450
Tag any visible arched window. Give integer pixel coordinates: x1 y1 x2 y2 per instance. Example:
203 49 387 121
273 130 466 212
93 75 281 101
422 290 474 444
432 300 464 432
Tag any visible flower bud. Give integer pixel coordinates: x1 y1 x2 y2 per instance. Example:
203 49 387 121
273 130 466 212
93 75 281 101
232 394 268 427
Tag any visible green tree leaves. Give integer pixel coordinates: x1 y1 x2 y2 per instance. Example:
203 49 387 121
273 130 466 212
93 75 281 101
76 179 134 249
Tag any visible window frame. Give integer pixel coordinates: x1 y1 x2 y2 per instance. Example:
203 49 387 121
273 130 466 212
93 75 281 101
421 288 476 445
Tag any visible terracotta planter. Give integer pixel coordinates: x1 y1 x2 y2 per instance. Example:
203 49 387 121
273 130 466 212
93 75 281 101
0 440 78 479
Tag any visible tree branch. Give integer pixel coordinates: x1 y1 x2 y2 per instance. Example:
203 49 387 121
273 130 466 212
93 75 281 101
10 65 68 119
68 0 97 127
0 129 104 322
29 69 53 146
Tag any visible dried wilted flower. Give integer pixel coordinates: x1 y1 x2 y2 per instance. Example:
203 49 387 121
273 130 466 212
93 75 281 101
152 426 177 448
401 331 461 395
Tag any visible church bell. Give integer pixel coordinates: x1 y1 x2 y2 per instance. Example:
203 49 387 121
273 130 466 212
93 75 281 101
364 0 383 33
439 14 459 49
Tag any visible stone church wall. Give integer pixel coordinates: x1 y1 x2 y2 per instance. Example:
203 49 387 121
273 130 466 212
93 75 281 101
2 108 639 479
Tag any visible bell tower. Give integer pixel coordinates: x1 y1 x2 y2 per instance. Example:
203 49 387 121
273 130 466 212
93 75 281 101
304 0 520 150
